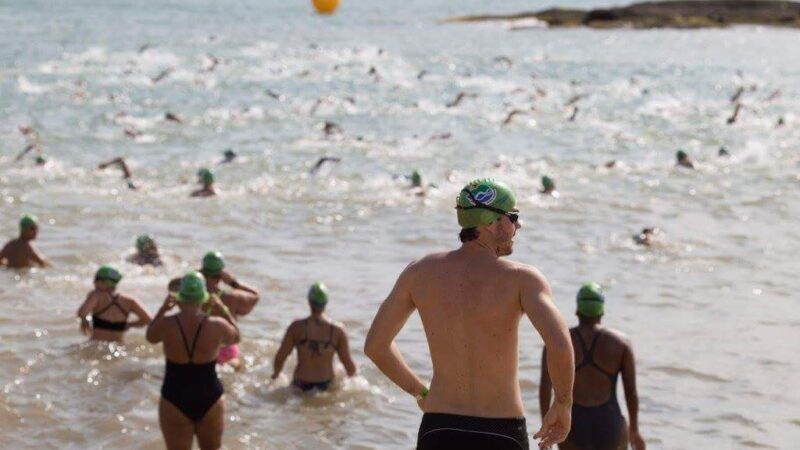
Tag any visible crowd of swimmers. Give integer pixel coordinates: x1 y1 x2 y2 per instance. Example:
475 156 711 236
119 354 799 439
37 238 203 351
3 176 652 450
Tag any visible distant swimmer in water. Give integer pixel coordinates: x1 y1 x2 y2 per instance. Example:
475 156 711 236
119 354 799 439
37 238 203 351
219 149 237 164
309 156 342 175
35 154 48 166
446 91 477 108
364 179 575 450
604 160 619 169
567 106 579 122
541 175 558 196
776 116 785 127
323 121 343 136
76 266 152 342
272 282 357 391
98 157 138 190
168 252 259 371
164 112 183 124
191 168 216 197
540 283 645 450
718 146 731 158
502 109 528 126
128 234 163 267
675 150 694 169
0 215 50 269
633 227 657 247
147 272 239 450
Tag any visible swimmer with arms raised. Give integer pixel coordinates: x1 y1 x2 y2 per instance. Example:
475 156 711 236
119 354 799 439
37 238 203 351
147 272 239 450
364 179 575 450
271 283 357 391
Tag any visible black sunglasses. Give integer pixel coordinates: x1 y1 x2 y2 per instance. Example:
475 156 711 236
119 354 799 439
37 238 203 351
457 189 519 224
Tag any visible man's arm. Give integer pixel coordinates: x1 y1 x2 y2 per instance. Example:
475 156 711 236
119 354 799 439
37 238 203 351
363 263 427 398
519 266 574 449
621 340 646 450
539 347 553 420
31 246 51 267
225 290 259 316
335 326 357 377
272 323 296 379
124 296 152 329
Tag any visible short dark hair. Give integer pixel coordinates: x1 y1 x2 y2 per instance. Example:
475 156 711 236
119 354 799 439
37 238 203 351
459 227 479 242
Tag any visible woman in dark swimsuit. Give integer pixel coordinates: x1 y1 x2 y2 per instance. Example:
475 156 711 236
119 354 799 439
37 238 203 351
271 282 357 391
147 272 239 450
76 266 151 342
539 283 646 450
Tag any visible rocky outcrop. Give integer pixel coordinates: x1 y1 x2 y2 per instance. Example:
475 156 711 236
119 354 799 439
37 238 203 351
445 1 800 29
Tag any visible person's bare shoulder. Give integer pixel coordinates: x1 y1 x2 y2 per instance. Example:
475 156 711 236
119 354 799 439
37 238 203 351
406 250 453 272
603 327 631 347
507 260 549 289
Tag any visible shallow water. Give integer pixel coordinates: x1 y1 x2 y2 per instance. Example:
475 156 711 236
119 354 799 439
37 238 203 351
1 0 800 448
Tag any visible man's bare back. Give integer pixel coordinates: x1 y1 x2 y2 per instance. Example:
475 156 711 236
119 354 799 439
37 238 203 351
0 238 46 268
409 247 537 417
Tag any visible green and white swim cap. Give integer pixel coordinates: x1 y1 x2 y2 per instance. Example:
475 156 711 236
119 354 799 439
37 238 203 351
576 282 605 317
95 265 123 284
411 170 422 188
455 178 516 229
197 167 214 185
201 251 225 277
19 214 38 231
308 282 329 306
177 271 210 304
541 176 555 190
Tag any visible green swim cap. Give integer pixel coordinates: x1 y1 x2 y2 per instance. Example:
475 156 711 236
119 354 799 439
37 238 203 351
95 265 123 284
35 155 47 165
197 167 214 185
177 271 210 304
308 282 329 306
576 282 605 317
676 150 688 160
136 234 154 252
20 214 38 231
201 251 225 277
456 178 516 229
411 170 422 188
542 176 555 190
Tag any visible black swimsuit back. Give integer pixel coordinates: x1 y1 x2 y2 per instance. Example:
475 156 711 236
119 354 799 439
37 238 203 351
296 319 335 357
160 315 223 423
92 294 128 331
566 329 624 450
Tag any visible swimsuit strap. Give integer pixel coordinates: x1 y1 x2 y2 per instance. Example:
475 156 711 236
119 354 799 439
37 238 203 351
174 315 207 361
573 329 592 369
95 293 127 316
574 329 617 380
175 316 192 359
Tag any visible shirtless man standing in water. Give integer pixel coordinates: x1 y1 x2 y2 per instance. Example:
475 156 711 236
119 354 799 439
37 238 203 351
0 215 50 268
365 178 575 450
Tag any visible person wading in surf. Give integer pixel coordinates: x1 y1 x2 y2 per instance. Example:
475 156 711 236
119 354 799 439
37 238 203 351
271 282 357 391
539 283 645 450
365 178 575 450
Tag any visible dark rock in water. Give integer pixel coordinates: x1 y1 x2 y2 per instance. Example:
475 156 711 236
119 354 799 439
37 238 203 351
445 1 800 29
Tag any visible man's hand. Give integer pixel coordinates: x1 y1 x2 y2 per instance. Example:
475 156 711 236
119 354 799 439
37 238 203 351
534 399 571 449
630 429 646 450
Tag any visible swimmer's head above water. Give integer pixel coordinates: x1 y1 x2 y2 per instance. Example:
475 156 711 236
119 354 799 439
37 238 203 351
576 282 605 319
201 251 225 279
136 234 157 254
197 167 214 187
411 170 422 188
541 175 556 194
455 178 519 256
94 265 123 290
176 271 210 305
19 214 39 239
308 282 329 311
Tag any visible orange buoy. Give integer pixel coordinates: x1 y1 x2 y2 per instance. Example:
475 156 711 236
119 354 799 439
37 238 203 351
312 0 339 15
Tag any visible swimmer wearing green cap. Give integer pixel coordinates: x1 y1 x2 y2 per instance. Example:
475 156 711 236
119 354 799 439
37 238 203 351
676 149 694 169
167 251 259 370
147 271 239 449
365 178 575 449
191 167 216 197
76 265 152 342
98 157 138 190
127 234 163 266
541 175 558 196
272 282 357 391
539 283 645 450
0 215 50 268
